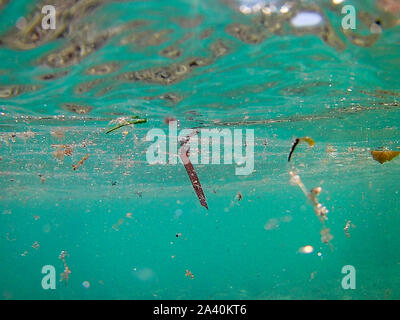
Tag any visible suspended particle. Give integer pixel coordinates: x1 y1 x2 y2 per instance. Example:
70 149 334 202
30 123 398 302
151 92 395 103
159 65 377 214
371 150 400 164
298 245 314 254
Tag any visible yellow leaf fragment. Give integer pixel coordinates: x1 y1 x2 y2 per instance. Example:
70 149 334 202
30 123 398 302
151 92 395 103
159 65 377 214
371 150 400 164
299 136 315 147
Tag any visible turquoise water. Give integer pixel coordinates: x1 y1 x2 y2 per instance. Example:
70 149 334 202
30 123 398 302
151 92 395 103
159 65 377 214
0 0 399 300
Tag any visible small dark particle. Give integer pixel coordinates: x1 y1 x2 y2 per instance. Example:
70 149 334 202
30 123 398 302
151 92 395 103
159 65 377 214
38 71 68 81
288 138 300 162
135 191 142 198
111 181 117 186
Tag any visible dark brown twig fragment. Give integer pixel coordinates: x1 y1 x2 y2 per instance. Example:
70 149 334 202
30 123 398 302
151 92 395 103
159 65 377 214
179 132 208 210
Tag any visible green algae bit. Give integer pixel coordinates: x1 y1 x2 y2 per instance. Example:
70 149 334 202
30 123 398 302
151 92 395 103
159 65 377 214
105 116 147 134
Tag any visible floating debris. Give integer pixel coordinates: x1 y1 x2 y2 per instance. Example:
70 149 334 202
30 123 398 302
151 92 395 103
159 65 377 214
126 212 133 219
105 116 147 134
6 233 16 241
82 281 90 289
371 150 400 164
72 154 89 171
289 171 332 245
52 149 67 161
38 174 46 184
225 192 243 212
135 191 143 198
112 218 124 231
32 241 40 250
59 250 71 285
320 227 333 244
288 136 315 162
50 129 65 141
185 269 194 279
298 245 314 254
52 144 73 161
326 144 337 155
309 187 329 221
180 132 208 210
344 220 354 238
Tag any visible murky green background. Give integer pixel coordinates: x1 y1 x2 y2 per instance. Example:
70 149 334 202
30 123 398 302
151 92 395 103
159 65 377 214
0 0 399 299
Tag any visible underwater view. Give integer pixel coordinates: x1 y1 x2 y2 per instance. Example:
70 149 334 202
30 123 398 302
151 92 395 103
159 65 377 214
0 0 399 300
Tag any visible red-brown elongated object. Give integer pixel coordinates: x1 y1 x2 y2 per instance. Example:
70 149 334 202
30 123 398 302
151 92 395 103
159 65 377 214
180 140 208 210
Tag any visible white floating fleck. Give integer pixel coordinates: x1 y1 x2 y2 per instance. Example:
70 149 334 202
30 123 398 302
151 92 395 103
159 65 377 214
82 281 90 289
264 218 279 230
298 245 314 254
16 17 27 30
290 12 323 28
